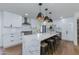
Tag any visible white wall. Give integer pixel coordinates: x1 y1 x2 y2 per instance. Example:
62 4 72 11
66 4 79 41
0 12 2 47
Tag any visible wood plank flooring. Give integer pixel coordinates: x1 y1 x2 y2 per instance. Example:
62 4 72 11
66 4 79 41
53 40 79 55
1 40 79 55
4 44 22 55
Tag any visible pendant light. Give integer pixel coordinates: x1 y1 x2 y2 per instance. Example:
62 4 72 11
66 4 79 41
48 12 53 22
44 8 49 21
36 3 44 20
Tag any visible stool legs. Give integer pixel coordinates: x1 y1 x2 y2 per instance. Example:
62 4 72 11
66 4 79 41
40 42 48 55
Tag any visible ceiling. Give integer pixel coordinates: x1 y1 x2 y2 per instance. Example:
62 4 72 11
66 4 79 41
0 3 79 20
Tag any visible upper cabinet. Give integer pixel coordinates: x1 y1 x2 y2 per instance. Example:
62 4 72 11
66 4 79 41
3 11 22 27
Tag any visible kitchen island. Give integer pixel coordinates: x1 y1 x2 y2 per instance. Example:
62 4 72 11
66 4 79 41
22 32 61 55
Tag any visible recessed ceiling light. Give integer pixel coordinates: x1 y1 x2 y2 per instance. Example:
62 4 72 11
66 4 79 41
25 13 28 16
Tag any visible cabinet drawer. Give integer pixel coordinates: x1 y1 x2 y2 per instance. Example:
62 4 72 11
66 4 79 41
3 34 22 48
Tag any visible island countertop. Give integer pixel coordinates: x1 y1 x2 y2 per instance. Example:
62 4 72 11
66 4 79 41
22 31 59 41
22 31 60 55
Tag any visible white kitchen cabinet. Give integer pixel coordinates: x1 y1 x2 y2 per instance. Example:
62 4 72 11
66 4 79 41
2 29 22 48
3 11 22 27
1 11 22 48
22 35 40 55
0 11 22 48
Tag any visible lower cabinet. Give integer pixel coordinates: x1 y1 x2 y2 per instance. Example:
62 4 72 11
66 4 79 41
22 36 40 55
2 32 22 48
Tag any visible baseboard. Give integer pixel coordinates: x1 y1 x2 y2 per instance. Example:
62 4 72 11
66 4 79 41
62 39 73 43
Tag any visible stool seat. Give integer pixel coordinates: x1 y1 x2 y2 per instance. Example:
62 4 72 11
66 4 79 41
47 39 54 49
52 35 61 51
41 42 48 55
49 39 54 42
45 39 55 54
41 43 48 47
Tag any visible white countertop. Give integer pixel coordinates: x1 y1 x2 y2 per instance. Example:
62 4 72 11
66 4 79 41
22 31 59 41
22 31 59 55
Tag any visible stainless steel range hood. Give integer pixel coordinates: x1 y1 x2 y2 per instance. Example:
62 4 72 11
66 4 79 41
22 17 30 25
22 17 32 35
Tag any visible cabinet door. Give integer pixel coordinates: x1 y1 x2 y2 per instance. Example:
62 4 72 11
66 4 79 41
3 28 22 48
12 15 22 27
3 34 21 48
28 39 40 50
3 34 15 48
23 36 40 51
22 35 40 55
3 11 13 26
3 11 22 27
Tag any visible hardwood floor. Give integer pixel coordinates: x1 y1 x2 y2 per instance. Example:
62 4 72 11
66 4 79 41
1 40 79 55
46 40 79 55
4 44 22 55
53 40 79 55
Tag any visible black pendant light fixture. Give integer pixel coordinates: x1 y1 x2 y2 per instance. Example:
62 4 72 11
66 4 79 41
44 8 49 21
36 3 44 20
48 12 53 22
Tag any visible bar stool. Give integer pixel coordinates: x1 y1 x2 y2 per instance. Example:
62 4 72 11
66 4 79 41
41 42 48 55
46 39 54 54
53 35 59 51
